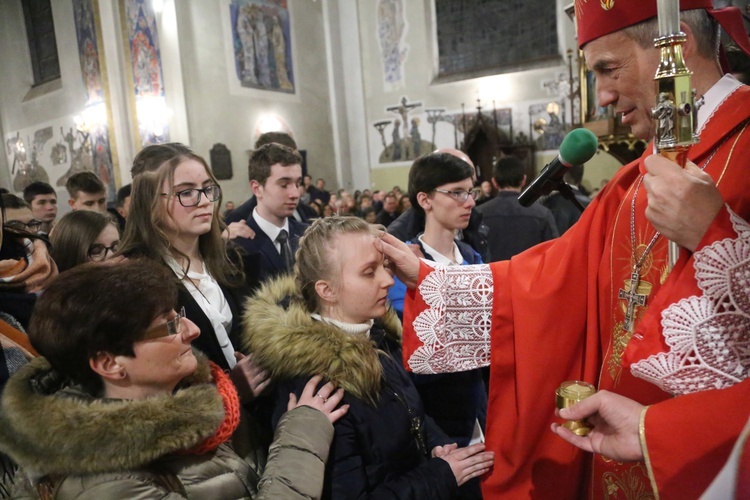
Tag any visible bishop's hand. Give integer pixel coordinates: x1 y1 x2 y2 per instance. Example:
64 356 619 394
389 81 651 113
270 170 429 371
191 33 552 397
643 155 724 252
374 232 421 288
550 390 645 462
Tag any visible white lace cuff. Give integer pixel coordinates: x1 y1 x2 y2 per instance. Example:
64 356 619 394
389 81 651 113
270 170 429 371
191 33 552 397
631 206 750 394
406 261 494 374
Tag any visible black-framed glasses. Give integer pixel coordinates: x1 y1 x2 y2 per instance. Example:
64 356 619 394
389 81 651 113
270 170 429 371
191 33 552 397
433 188 480 203
162 185 222 208
140 306 186 341
5 219 43 232
87 242 119 261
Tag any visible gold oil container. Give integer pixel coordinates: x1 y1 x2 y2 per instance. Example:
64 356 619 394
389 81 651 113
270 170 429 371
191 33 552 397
555 381 596 436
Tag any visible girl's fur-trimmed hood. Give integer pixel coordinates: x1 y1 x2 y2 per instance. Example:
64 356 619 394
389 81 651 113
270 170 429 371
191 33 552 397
0 352 224 477
242 275 402 405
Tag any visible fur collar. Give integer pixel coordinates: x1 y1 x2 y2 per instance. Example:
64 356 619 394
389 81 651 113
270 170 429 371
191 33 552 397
0 352 224 477
241 275 402 405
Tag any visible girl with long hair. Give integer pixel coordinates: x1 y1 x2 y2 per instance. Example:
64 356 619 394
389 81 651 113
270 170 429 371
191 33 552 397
118 143 265 394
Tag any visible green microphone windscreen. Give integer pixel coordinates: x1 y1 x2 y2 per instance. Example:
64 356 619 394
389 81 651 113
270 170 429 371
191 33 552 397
559 128 598 166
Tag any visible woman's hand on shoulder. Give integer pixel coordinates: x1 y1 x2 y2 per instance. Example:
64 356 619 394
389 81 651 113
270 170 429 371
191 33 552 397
288 375 349 424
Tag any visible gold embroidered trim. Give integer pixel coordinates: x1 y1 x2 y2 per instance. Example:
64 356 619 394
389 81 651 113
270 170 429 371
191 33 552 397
602 178 639 387
639 406 660 500
714 119 749 187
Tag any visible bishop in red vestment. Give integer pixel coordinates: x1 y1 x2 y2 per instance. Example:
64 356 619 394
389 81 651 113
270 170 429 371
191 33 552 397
381 1 750 498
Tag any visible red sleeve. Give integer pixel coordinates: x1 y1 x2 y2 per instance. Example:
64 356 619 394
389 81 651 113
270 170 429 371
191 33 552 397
694 205 739 253
401 260 436 371
642 379 750 497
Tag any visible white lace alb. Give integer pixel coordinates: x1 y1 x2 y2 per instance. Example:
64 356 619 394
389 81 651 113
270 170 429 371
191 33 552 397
407 261 493 374
631 207 750 394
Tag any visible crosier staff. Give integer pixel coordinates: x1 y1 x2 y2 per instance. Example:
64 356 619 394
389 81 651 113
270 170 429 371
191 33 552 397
652 0 700 269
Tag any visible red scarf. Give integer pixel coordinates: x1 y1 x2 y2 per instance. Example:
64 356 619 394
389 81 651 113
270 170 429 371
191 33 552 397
182 362 240 455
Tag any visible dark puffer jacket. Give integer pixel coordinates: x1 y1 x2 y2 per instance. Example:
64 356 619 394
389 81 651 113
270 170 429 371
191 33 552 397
243 276 460 499
0 353 333 499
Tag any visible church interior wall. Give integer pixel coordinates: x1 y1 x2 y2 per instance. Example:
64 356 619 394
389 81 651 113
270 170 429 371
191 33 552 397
1 0 621 201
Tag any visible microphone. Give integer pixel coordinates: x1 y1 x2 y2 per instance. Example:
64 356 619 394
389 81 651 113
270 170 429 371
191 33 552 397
518 128 598 207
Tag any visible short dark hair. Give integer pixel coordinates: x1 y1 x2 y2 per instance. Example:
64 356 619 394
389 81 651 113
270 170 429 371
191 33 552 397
361 207 376 218
66 172 105 199
116 184 132 208
408 152 475 214
22 181 55 204
254 131 298 150
492 156 526 188
49 210 118 273
1 193 30 210
29 259 177 393
247 143 302 185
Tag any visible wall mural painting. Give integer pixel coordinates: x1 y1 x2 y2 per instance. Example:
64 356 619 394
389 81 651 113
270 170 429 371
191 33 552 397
230 0 295 93
72 0 116 198
5 119 98 196
528 100 567 151
518 69 586 152
371 96 524 166
376 0 408 90
124 0 169 146
6 131 50 193
373 96 434 164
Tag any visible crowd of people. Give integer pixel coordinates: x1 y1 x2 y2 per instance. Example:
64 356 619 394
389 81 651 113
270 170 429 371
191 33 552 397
1 1 749 499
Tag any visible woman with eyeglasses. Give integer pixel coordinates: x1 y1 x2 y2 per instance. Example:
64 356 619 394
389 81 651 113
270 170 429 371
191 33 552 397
118 143 266 398
0 259 347 498
49 210 121 272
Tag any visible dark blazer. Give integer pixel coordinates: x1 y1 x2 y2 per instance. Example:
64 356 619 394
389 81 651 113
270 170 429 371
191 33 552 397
177 248 262 371
232 216 308 282
476 191 559 262
225 196 317 225
542 188 591 235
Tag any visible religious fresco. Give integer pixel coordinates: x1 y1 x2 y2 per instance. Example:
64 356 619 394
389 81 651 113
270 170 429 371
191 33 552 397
122 0 170 146
74 0 103 104
5 118 97 197
376 0 408 90
528 100 567 151
373 96 434 164
369 92 580 166
229 0 295 93
72 0 116 198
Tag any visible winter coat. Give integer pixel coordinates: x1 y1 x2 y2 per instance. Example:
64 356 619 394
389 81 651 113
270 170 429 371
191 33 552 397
0 353 333 499
242 276 459 499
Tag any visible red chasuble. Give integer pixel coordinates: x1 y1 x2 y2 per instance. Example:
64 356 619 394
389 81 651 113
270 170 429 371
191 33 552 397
402 85 750 499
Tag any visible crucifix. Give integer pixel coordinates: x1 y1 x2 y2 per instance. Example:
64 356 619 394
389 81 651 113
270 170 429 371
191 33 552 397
386 96 421 138
618 271 648 333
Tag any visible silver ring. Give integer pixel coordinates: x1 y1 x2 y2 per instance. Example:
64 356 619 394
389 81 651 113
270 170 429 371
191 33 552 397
316 394 327 402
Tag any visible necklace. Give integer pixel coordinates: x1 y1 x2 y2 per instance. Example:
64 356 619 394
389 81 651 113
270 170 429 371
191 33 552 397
618 146 720 333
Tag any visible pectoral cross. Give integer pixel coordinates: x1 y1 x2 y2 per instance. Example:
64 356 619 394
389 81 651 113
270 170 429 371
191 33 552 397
618 270 648 333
